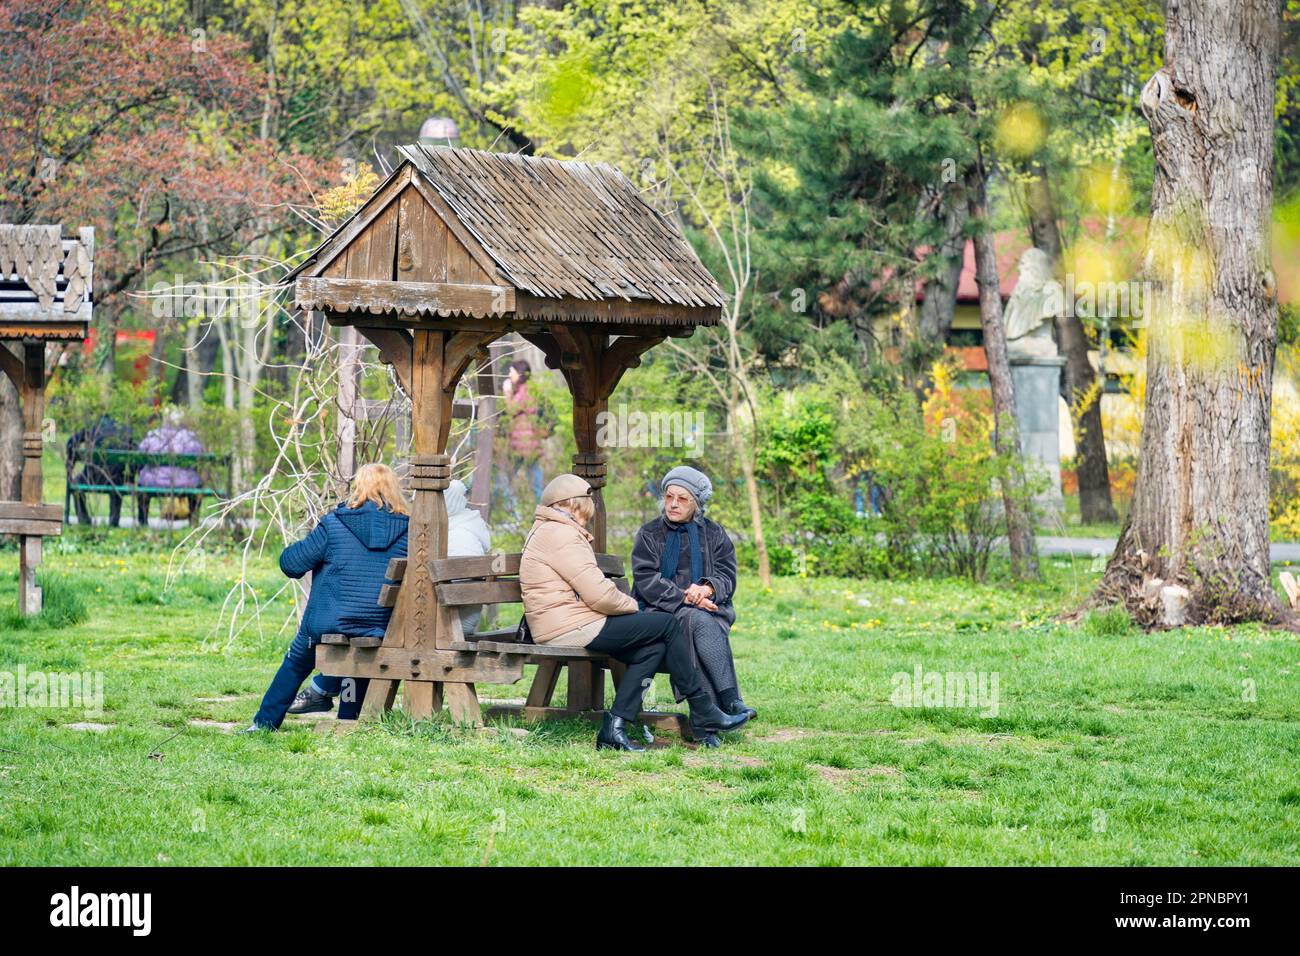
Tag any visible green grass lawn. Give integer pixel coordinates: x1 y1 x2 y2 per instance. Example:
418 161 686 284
2 536 1299 865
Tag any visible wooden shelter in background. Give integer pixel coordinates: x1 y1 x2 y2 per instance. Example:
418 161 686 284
286 145 723 726
0 225 94 614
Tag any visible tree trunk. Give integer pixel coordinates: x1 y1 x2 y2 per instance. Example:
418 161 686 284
730 401 771 588
1097 0 1281 625
1026 161 1118 524
965 158 1039 580
916 194 967 344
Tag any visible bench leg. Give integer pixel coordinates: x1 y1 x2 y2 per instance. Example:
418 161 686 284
402 680 441 720
566 661 596 712
359 679 398 719
444 682 481 725
525 660 562 709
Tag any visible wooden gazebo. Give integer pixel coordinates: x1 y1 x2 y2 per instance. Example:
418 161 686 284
286 145 723 727
0 225 93 614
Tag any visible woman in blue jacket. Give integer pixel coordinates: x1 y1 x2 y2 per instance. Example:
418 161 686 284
244 464 409 732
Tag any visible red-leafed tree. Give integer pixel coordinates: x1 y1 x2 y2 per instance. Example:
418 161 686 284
0 0 323 499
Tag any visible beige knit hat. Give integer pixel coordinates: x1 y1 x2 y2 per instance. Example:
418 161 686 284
539 473 592 506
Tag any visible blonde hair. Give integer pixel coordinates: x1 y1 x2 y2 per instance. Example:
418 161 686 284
554 494 595 525
347 463 410 515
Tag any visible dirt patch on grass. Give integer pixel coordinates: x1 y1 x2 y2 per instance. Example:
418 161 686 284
755 728 815 743
64 722 113 732
194 695 246 703
188 719 239 732
684 752 766 768
812 764 902 786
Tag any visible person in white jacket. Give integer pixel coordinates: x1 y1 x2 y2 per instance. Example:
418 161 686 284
444 479 491 634
286 478 492 715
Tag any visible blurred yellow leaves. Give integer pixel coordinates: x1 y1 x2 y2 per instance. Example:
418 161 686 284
1083 163 1131 215
996 101 1046 160
317 162 380 226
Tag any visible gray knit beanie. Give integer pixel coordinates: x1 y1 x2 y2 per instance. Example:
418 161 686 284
662 465 712 513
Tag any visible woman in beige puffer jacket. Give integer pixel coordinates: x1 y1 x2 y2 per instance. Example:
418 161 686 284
519 473 750 751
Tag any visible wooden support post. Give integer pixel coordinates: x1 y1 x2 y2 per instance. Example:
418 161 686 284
20 342 45 507
572 401 609 553
525 660 562 709
344 325 501 726
360 679 398 718
567 660 596 712
444 681 480 724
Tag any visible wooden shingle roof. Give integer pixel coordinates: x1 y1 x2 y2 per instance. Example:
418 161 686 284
397 145 724 311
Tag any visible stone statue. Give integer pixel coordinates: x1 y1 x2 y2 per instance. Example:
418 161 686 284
1003 247 1061 359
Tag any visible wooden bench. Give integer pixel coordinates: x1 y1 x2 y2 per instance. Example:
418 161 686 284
65 449 230 525
317 551 692 738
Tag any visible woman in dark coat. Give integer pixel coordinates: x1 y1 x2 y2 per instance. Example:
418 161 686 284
632 465 756 747
244 464 408 732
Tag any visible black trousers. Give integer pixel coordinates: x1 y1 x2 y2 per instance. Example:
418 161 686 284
586 610 703 721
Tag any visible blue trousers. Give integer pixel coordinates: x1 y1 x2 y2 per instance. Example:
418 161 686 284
253 627 369 728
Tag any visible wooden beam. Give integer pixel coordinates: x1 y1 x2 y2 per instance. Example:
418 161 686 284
314 644 524 684
0 517 61 537
0 342 20 390
514 291 720 327
296 277 516 318
0 503 62 521
356 327 413 397
442 329 504 392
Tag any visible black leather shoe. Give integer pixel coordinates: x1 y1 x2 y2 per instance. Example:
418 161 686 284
596 713 646 751
287 687 334 715
688 694 750 737
726 699 758 720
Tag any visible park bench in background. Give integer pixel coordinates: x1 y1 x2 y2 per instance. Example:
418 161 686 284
317 551 691 738
65 449 231 525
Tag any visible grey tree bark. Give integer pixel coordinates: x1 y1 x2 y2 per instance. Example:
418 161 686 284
917 193 967 345
1097 0 1282 624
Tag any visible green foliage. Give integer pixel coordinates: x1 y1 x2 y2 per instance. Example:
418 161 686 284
1084 606 1134 638
1 573 89 631
866 401 1022 583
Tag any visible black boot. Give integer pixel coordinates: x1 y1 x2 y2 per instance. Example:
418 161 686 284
596 713 646 752
726 699 758 720
688 693 750 738
287 687 334 715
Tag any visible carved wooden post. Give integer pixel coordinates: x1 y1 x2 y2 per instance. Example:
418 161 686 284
572 401 610 553
19 342 45 614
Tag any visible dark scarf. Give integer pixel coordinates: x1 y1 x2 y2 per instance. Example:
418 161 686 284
660 516 703 584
